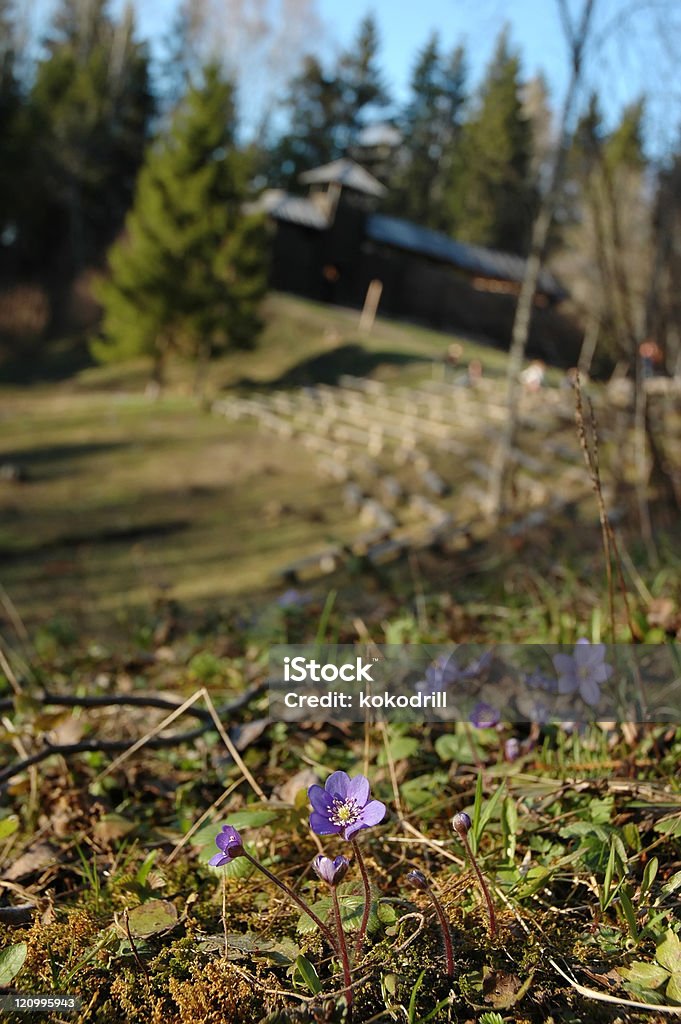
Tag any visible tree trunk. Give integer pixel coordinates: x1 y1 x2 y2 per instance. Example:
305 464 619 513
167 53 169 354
486 0 597 522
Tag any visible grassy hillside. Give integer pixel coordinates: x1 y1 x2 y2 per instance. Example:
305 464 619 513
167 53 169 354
0 292 677 640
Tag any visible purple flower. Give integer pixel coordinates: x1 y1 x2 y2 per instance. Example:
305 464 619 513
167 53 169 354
415 654 461 696
552 640 613 707
276 588 310 609
504 737 521 762
470 701 500 728
415 649 493 697
312 854 350 887
524 668 558 694
208 824 245 867
452 811 472 837
308 771 386 840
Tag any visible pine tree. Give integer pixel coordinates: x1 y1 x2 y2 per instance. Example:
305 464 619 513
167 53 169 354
337 14 389 148
267 55 344 189
0 0 23 243
446 28 533 254
93 64 268 385
391 34 466 227
27 0 153 275
268 14 389 188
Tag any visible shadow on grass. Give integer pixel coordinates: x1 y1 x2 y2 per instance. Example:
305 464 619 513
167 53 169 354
231 342 428 390
1 441 131 465
0 518 191 564
0 334 94 384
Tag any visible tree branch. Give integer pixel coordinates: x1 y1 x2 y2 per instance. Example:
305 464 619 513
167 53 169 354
0 683 265 791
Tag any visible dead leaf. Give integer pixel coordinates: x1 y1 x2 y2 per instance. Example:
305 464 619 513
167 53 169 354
482 967 533 1009
3 844 59 881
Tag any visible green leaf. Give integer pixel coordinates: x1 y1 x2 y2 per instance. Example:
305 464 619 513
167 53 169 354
297 892 365 935
502 795 518 862
618 961 669 989
666 973 681 1004
0 816 19 841
653 815 681 837
656 931 681 974
622 822 641 852
658 871 681 901
222 808 281 830
0 943 27 986
602 838 617 910
126 899 178 937
618 888 639 942
376 901 397 925
378 736 420 765
135 850 158 887
295 954 321 995
407 969 426 1024
641 857 659 900
514 866 552 899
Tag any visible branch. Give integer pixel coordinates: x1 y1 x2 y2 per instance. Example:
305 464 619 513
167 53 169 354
0 683 265 791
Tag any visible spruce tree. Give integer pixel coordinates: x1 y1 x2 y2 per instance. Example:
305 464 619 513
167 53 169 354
93 64 268 385
268 14 389 189
446 28 533 254
391 34 466 228
0 0 23 244
27 0 153 275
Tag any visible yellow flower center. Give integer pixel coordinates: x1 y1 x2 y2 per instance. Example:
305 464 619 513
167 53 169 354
330 798 360 827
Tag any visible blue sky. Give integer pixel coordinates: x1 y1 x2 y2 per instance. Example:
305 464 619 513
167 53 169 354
28 0 681 156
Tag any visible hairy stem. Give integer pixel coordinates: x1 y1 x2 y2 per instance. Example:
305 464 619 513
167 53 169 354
351 838 372 959
242 851 337 949
331 886 354 1011
461 832 497 937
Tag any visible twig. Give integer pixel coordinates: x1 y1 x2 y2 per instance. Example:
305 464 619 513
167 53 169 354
548 955 681 1015
0 640 22 697
0 684 264 791
122 908 150 985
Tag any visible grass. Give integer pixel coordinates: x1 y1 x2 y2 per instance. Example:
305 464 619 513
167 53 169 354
0 291 680 1022
0 293 539 636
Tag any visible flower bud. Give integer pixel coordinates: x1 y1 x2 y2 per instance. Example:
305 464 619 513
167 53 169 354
406 869 429 891
452 811 472 838
312 854 350 887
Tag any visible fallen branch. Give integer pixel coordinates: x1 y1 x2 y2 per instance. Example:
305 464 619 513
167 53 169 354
0 683 265 791
548 955 681 1016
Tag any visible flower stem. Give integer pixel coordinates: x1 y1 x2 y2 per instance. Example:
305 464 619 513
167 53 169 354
242 851 337 949
331 886 353 1011
425 884 454 976
351 838 372 959
460 832 497 937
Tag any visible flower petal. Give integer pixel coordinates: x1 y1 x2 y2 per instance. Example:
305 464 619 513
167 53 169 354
358 799 386 827
553 654 575 675
592 662 613 683
580 677 601 707
216 825 242 852
557 673 578 695
344 820 366 839
324 771 350 799
308 785 333 814
347 774 370 807
208 852 230 867
310 810 341 835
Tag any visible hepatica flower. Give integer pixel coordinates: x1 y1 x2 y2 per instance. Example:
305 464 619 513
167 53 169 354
416 648 493 697
308 771 386 840
312 854 350 887
208 824 244 867
553 639 613 707
470 701 500 728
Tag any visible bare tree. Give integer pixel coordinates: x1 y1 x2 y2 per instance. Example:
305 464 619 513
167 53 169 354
485 0 597 522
